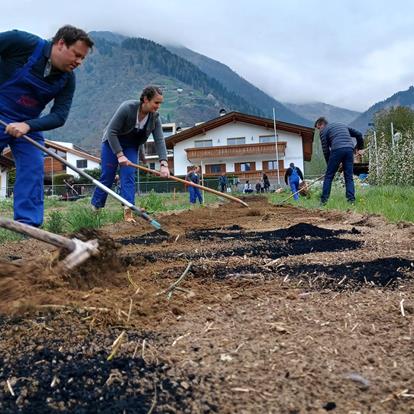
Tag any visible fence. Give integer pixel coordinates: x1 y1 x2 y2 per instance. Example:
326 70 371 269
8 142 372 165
3 176 314 199
2 178 225 199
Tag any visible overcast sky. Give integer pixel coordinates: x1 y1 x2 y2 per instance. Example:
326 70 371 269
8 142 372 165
2 0 414 112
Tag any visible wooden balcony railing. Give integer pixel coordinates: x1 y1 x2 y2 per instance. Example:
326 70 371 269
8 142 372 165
205 170 286 180
185 142 286 160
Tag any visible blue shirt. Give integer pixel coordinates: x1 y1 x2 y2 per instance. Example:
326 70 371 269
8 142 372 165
0 30 76 131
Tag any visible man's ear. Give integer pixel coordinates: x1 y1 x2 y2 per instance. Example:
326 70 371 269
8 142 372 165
57 38 66 50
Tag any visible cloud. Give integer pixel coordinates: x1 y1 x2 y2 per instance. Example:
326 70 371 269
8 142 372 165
2 0 414 111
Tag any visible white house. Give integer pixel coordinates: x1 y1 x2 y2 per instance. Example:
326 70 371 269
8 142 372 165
2 140 101 183
0 155 14 198
165 111 314 183
143 123 176 171
45 141 101 178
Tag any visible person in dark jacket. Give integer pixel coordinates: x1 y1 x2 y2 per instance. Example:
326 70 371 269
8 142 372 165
219 172 228 193
262 173 270 192
0 26 93 226
284 163 304 200
315 117 364 204
186 166 203 204
91 86 170 222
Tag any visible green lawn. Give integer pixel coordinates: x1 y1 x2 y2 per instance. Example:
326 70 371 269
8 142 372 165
268 185 414 223
0 185 411 244
0 191 218 242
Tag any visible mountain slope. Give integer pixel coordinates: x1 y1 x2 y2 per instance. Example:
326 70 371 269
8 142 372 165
46 36 264 149
166 45 311 126
351 86 414 132
284 102 360 125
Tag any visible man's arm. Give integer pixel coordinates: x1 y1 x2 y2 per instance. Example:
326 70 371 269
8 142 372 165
297 168 304 181
26 75 75 131
319 128 331 163
348 127 364 150
284 168 290 185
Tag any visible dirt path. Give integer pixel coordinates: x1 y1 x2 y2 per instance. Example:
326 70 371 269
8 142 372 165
0 197 413 413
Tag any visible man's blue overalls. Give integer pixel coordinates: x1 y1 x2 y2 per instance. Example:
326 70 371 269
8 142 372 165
0 40 68 226
188 172 202 204
289 167 300 200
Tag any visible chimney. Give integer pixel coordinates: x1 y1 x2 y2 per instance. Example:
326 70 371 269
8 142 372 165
219 108 227 117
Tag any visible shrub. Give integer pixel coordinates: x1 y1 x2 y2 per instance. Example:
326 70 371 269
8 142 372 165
138 190 165 212
65 204 102 232
44 210 65 234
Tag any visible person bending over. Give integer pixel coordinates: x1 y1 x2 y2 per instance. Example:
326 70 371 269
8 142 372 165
314 117 363 205
91 86 169 222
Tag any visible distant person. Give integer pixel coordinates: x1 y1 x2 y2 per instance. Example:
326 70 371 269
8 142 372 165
219 172 228 193
0 26 93 226
186 165 203 204
233 177 241 192
262 173 270 192
243 180 253 193
91 86 170 222
284 163 304 200
314 117 364 205
255 181 261 194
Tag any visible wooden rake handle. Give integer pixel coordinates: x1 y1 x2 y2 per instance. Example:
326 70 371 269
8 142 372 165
129 162 249 208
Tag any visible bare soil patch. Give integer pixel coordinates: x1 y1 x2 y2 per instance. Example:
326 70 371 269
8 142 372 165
0 197 413 413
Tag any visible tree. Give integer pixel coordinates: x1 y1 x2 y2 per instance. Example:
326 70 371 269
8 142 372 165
367 106 414 185
373 106 414 144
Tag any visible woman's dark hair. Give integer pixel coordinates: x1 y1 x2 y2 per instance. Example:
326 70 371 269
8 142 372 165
52 25 94 49
140 86 163 103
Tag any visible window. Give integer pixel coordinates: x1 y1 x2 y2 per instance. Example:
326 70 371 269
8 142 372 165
241 163 251 172
235 162 256 172
149 162 156 170
227 137 246 146
194 140 213 148
206 164 226 174
259 135 276 143
76 159 87 168
162 127 174 137
266 160 278 170
144 142 157 155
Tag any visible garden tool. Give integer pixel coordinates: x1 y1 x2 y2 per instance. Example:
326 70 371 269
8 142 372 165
0 120 161 230
129 162 249 208
277 174 325 205
0 217 99 270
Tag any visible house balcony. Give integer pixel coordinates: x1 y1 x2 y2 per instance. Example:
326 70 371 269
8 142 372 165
205 169 286 180
185 142 286 161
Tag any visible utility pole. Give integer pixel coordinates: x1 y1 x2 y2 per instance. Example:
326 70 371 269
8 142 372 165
272 108 281 187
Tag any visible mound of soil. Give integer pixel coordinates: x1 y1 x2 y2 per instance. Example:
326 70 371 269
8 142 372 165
0 229 124 314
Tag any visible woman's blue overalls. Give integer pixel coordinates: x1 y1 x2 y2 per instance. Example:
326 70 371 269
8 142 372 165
0 40 68 226
91 121 150 208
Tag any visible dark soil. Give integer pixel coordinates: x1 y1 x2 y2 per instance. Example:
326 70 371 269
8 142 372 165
0 196 413 413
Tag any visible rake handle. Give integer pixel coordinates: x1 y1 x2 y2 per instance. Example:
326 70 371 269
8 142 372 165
0 120 161 229
279 174 325 204
129 162 249 208
0 216 76 250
